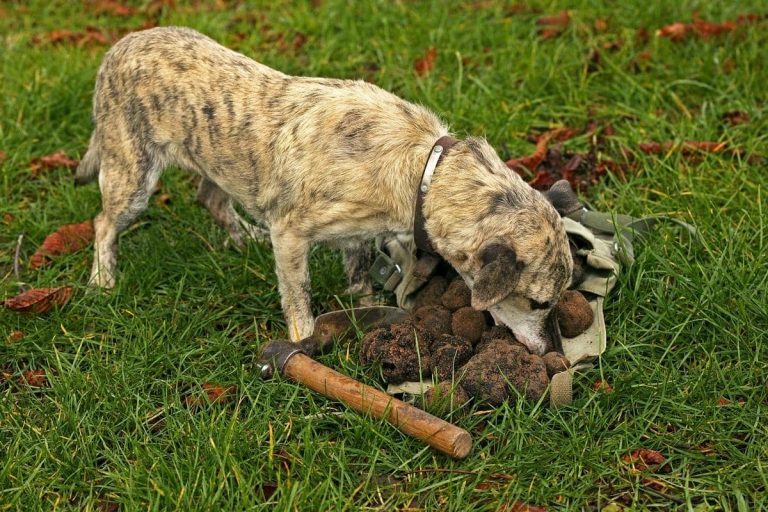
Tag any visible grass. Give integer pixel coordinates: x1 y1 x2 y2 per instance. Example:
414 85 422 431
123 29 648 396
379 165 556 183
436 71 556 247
1 0 767 510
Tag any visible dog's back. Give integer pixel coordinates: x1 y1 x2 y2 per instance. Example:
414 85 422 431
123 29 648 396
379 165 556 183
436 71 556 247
77 26 446 225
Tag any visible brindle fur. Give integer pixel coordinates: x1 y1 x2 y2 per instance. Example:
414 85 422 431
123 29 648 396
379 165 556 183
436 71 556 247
77 27 571 353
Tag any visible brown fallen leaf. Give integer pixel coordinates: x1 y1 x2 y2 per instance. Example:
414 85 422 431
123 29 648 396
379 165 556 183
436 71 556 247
33 26 110 47
184 383 238 408
29 220 94 269
721 110 749 126
657 22 689 41
8 330 25 342
29 150 79 177
19 369 48 387
3 286 74 314
89 0 136 16
622 448 666 472
3 212 14 225
537 10 570 40
592 379 614 393
505 127 579 171
657 13 764 42
637 141 728 156
0 150 6 162
594 18 608 32
155 193 172 206
414 47 437 76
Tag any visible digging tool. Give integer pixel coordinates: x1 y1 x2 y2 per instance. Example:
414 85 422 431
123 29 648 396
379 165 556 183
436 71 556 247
303 306 410 355
259 340 472 459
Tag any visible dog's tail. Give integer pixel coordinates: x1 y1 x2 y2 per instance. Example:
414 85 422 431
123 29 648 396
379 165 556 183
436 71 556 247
74 132 100 186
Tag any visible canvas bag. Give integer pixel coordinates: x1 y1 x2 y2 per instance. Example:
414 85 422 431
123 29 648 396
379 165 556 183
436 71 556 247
370 180 699 406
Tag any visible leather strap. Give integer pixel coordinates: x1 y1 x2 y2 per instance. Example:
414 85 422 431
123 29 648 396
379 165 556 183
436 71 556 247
413 135 458 253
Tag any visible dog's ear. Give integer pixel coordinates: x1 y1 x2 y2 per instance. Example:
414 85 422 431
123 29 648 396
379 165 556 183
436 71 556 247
541 179 583 217
471 244 521 310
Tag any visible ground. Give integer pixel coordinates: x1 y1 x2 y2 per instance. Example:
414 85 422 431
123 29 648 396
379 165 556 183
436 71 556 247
1 1 767 510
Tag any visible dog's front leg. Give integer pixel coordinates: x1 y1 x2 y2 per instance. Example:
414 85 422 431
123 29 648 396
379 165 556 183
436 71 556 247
271 227 314 341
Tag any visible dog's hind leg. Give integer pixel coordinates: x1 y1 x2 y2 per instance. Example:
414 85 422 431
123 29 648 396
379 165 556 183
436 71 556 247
196 177 269 248
89 135 163 289
270 226 314 341
343 242 375 305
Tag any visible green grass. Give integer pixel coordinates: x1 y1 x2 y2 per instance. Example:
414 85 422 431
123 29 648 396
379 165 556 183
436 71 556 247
1 0 767 510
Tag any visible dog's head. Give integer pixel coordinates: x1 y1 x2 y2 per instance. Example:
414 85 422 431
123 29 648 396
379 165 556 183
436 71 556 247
426 138 572 355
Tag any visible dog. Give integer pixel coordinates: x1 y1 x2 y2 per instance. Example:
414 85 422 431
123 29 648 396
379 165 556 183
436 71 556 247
75 27 572 355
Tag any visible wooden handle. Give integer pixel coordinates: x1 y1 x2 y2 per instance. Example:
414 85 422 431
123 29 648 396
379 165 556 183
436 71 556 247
282 353 472 459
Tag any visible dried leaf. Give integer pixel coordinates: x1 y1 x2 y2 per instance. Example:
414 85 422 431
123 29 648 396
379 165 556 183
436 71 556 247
34 26 111 47
414 47 437 76
29 220 94 269
622 448 666 472
505 127 577 171
155 193 172 206
90 0 136 16
8 330 25 342
184 383 238 408
3 212 14 225
657 22 689 41
29 150 79 177
3 286 74 314
20 369 48 387
95 499 120 512
537 10 570 39
0 150 6 162
657 13 764 42
592 379 614 393
637 141 728 155
594 18 609 32
260 481 279 500
721 110 749 125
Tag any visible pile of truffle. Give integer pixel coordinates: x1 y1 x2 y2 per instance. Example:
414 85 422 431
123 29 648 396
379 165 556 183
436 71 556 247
360 275 595 408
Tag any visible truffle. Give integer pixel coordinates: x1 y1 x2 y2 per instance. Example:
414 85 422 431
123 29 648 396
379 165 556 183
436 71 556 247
360 322 433 383
475 325 523 353
542 352 571 378
441 278 471 311
451 307 488 345
422 382 470 416
412 276 449 310
458 344 549 406
413 305 452 336
430 334 473 381
556 290 594 338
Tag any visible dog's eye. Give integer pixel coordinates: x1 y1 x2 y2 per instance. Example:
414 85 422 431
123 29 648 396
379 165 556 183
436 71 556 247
529 299 551 310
